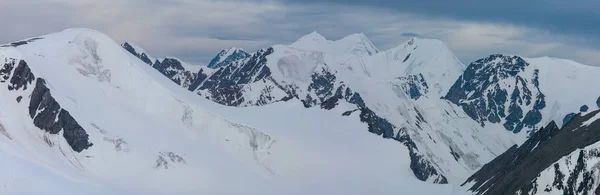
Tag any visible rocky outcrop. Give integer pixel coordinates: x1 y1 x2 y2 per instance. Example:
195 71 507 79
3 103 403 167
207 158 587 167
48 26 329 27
7 60 35 91
2 58 92 153
29 78 93 152
207 47 251 69
151 58 198 88
122 42 201 89
445 54 546 133
391 74 429 100
126 44 448 183
155 152 186 169
122 42 153 65
196 48 276 104
308 70 447 183
464 110 600 194
1 37 43 48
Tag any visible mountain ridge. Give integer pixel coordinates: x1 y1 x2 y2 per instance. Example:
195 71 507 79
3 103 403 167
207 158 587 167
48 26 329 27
0 28 457 194
4 28 600 194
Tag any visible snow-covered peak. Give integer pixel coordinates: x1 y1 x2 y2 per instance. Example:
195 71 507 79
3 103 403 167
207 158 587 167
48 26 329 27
335 33 379 56
163 56 203 72
357 37 464 95
1 28 464 193
221 47 245 56
292 31 328 45
290 32 379 57
0 27 276 191
207 47 251 69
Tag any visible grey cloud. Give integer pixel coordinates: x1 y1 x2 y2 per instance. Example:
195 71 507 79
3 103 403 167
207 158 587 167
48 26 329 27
281 0 600 40
400 33 421 37
0 0 599 66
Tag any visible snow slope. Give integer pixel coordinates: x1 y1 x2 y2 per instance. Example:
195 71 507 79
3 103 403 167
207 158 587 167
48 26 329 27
286 34 519 182
291 31 379 57
129 31 526 183
117 30 600 194
463 110 600 195
193 32 600 185
0 29 466 194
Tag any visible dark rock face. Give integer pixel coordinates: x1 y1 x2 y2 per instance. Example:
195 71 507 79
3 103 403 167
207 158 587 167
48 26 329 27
151 58 198 87
207 48 251 69
126 44 447 183
0 58 16 82
1 59 93 153
1 37 43 48
29 78 93 152
123 44 287 107
30 81 63 134
444 54 545 133
187 68 211 91
122 43 199 89
196 48 295 106
153 58 184 78
122 42 153 65
402 53 411 63
392 74 429 100
58 109 93 153
563 113 577 127
199 48 274 91
8 60 35 91
464 110 600 195
304 66 337 108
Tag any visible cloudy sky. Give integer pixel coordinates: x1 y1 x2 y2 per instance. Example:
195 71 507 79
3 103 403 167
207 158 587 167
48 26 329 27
1 0 599 66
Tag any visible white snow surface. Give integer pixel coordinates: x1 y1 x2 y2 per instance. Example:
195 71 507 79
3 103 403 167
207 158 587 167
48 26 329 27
260 31 600 184
285 33 516 182
5 28 600 195
291 31 379 57
0 29 467 194
193 31 528 183
524 57 600 127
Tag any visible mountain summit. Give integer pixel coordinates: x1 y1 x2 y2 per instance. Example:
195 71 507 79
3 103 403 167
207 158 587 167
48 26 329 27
207 47 251 69
291 31 379 57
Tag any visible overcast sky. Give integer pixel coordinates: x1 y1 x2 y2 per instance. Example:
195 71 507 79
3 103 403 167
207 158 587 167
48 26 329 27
1 0 599 66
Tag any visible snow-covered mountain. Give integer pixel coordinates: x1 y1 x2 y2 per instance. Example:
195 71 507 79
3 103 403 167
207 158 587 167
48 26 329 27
0 29 466 194
125 30 600 190
290 31 379 57
207 47 251 69
4 28 600 194
123 31 513 183
445 54 600 135
122 42 215 89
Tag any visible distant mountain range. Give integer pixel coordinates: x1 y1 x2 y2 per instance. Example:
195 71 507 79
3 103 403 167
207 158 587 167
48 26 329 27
2 28 600 194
